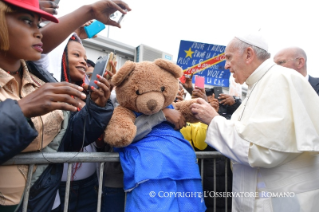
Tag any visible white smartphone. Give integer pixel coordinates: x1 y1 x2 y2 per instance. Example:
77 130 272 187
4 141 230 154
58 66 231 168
110 9 127 24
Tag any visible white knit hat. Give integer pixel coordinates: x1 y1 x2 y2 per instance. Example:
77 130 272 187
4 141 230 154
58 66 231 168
235 31 268 52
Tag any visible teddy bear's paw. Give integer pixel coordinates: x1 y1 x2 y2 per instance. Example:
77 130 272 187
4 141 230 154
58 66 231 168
104 124 137 147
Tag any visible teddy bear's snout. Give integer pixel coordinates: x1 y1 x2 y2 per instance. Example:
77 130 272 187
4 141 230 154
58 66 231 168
147 99 157 111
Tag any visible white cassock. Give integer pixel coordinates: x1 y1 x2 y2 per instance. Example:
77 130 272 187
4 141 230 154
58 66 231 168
206 59 319 212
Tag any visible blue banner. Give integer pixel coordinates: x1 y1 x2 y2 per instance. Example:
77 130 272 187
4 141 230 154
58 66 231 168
177 40 230 87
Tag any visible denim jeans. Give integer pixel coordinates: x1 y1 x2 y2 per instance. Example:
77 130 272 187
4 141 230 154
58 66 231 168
101 187 125 212
58 174 99 212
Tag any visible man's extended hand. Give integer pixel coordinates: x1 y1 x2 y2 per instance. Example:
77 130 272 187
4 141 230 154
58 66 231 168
190 98 219 125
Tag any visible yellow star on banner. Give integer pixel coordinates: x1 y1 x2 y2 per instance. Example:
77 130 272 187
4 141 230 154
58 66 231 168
185 48 194 58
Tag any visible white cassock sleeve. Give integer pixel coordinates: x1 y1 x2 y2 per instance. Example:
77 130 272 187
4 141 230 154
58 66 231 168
205 116 301 168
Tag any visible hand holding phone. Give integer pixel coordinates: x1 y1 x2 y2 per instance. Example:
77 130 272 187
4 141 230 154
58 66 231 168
213 87 223 101
88 55 110 91
84 20 106 39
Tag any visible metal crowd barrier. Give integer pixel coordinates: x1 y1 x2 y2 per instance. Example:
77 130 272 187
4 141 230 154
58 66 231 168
3 152 230 212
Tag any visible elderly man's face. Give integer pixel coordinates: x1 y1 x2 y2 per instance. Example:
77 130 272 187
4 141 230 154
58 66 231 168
224 39 249 84
274 50 298 70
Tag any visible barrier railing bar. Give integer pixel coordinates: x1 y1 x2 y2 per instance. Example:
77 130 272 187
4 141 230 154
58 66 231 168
3 152 224 165
3 152 228 211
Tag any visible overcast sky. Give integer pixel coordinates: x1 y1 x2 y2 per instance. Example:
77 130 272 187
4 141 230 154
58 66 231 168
57 0 319 77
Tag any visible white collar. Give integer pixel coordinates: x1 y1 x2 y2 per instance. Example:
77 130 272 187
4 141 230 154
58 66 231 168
305 73 309 81
245 59 275 88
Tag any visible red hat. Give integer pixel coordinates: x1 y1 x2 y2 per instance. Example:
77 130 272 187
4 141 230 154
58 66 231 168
2 0 59 23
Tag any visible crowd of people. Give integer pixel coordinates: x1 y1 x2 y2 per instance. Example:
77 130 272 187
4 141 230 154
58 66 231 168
0 0 319 212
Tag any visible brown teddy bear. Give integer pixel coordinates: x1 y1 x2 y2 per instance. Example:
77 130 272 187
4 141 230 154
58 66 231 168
103 58 206 211
104 58 199 147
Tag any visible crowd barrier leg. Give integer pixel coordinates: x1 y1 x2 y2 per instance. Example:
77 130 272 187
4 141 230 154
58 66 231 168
97 162 105 212
22 164 34 212
63 163 73 212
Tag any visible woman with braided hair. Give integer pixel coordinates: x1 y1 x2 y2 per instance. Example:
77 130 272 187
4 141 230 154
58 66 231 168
54 33 105 212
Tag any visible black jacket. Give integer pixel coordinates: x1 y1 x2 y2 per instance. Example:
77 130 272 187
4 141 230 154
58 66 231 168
309 75 319 95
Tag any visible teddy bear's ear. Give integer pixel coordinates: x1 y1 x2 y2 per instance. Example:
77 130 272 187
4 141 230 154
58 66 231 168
154 59 183 78
112 61 136 86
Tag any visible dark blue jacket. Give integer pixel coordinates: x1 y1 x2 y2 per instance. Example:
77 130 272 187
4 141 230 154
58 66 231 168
309 75 319 95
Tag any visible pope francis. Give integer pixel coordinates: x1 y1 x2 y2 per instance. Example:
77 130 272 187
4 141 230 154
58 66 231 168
190 32 319 212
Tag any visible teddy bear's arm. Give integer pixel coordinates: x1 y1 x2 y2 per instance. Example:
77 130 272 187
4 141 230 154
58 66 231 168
104 106 137 147
173 99 200 123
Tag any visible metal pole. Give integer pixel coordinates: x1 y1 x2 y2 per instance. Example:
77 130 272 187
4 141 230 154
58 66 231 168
225 159 228 212
22 164 34 212
64 163 72 212
214 158 216 212
201 159 204 187
97 162 105 212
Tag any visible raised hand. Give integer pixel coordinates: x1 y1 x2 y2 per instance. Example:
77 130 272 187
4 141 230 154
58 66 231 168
105 60 117 91
83 73 111 107
74 20 97 40
39 0 59 15
219 93 235 106
91 0 131 28
192 86 208 102
181 74 193 94
208 94 220 111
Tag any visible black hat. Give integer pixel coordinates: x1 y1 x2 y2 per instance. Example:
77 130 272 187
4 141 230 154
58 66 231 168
205 88 214 96
87 59 95 68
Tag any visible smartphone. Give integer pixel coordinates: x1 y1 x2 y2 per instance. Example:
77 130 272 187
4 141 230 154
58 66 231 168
54 0 60 4
89 55 110 90
213 87 223 100
110 9 127 24
195 76 205 89
84 20 106 39
105 52 117 73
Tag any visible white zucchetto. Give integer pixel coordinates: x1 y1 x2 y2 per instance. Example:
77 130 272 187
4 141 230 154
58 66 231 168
235 31 268 52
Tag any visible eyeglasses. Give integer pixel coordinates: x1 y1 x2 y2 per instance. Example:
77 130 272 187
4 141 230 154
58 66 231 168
276 57 299 65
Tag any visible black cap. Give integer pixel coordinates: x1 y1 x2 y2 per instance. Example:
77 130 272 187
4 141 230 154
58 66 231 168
87 59 95 68
205 88 214 96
